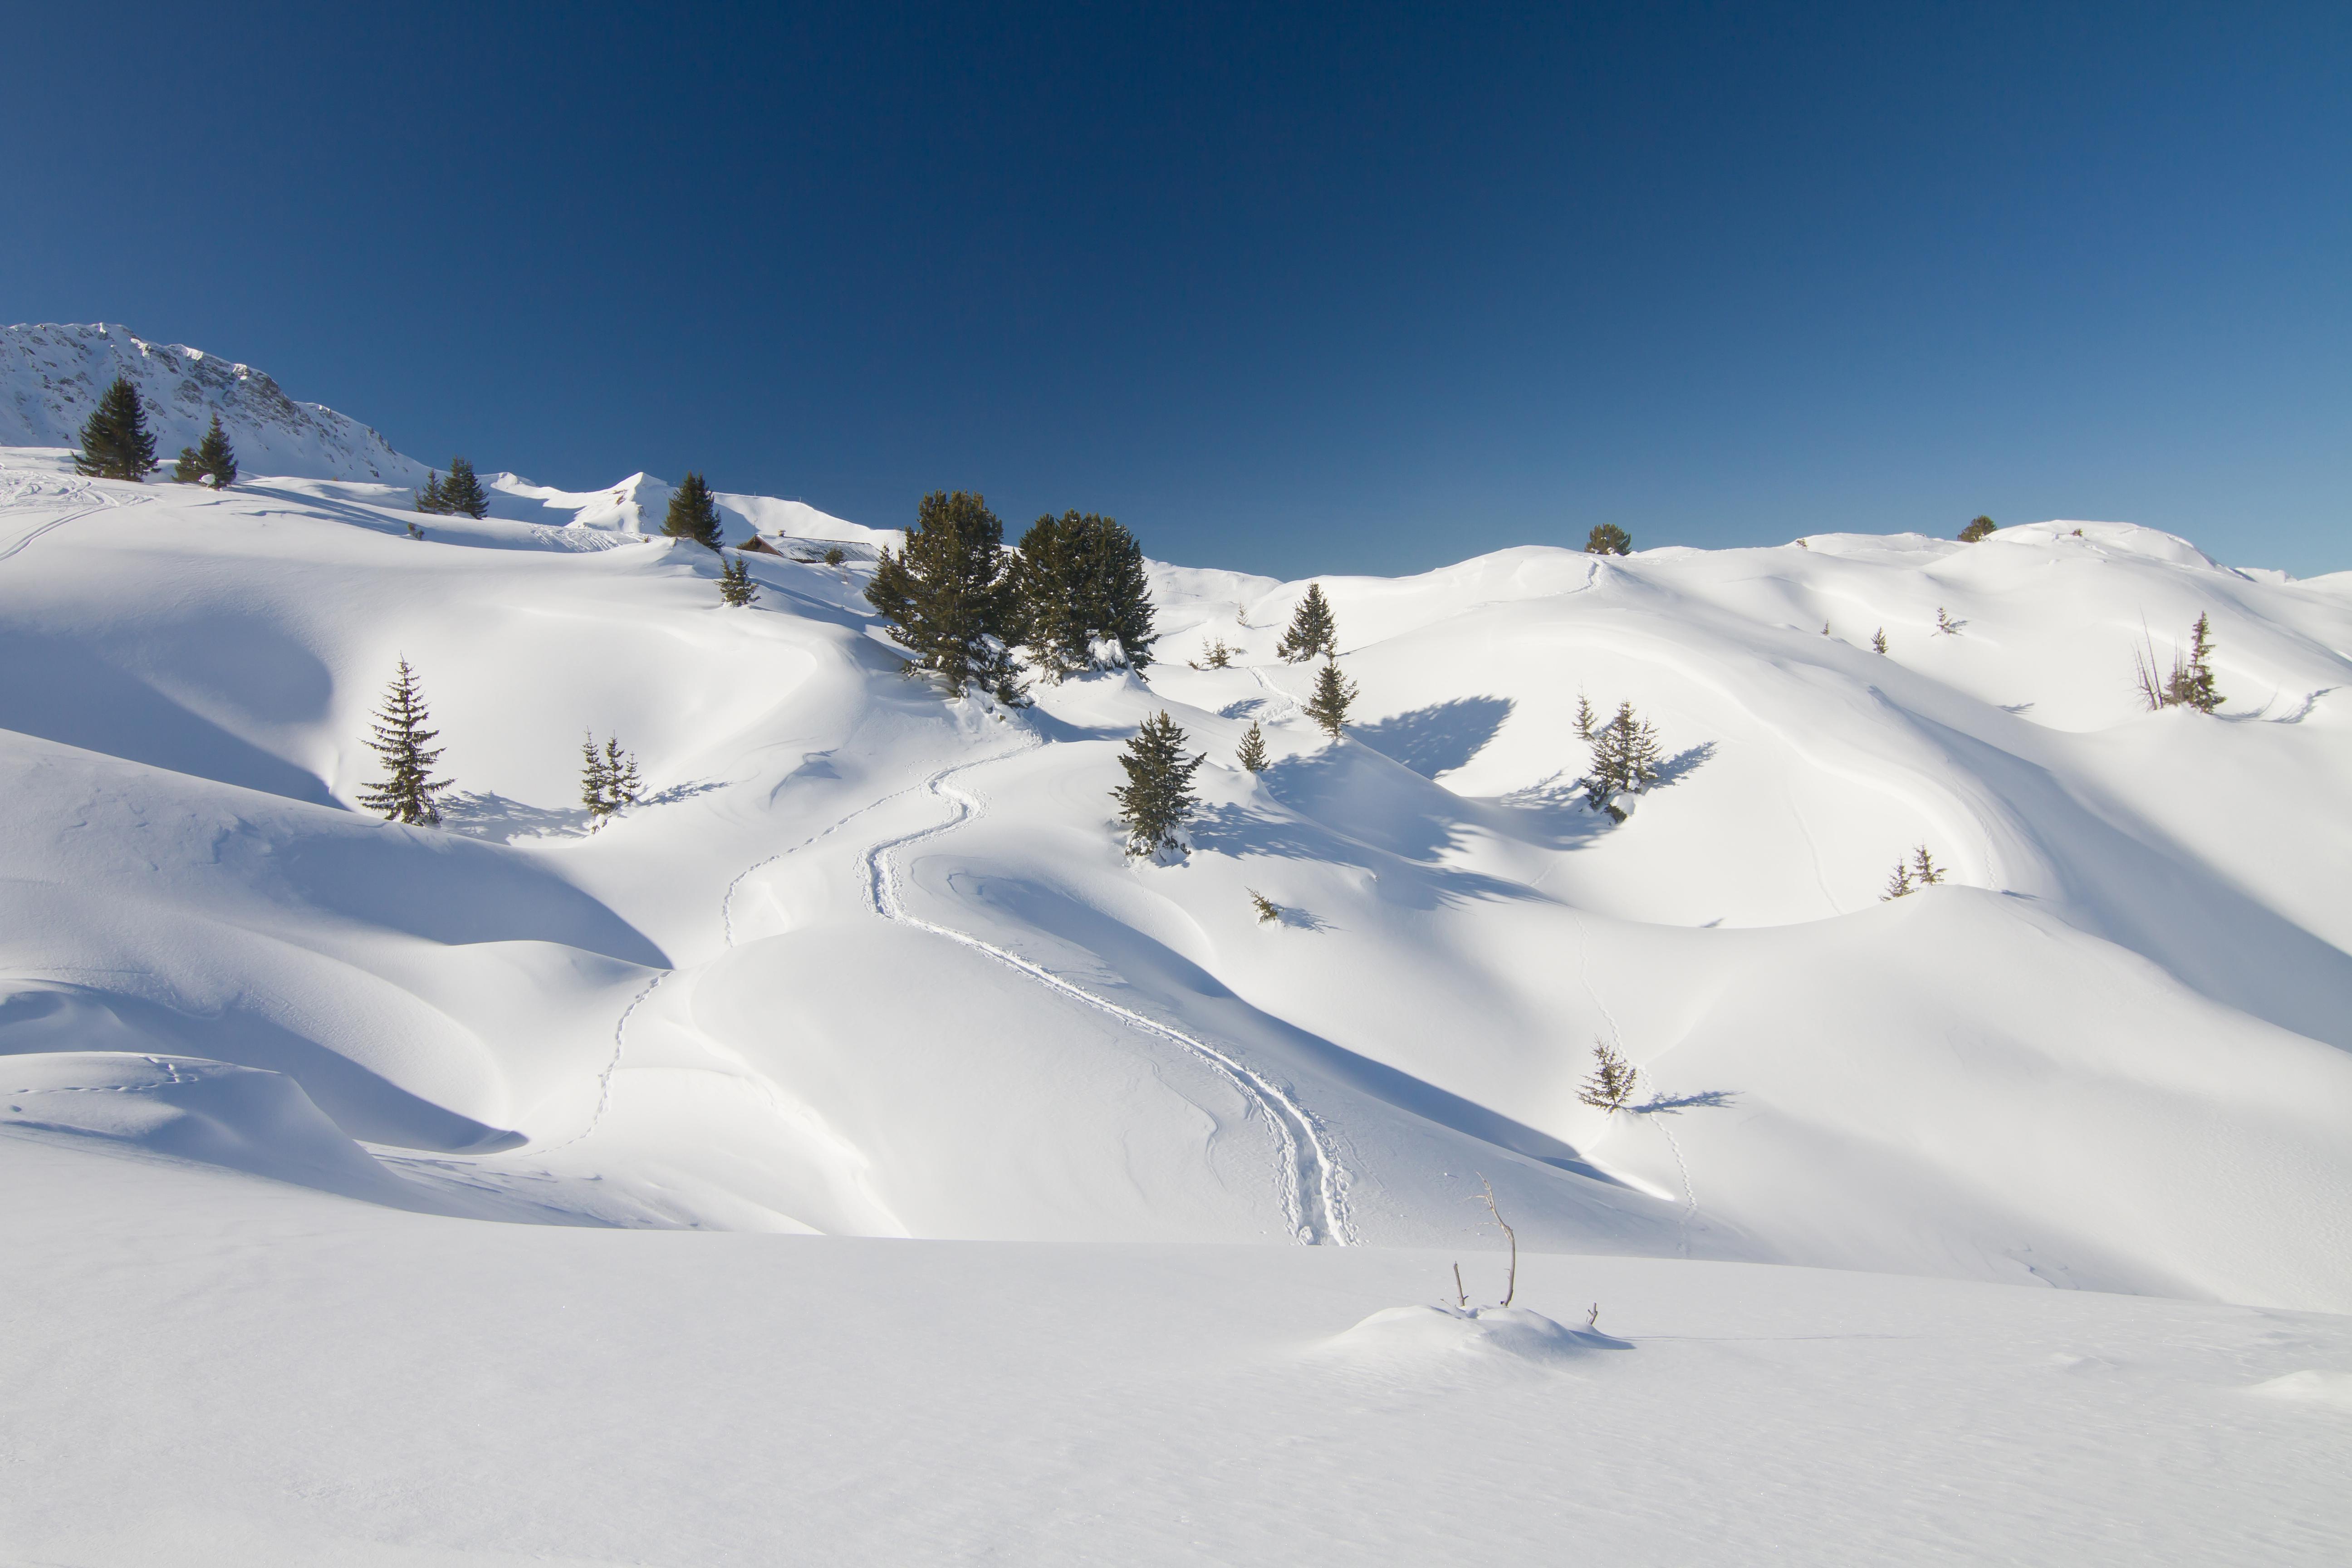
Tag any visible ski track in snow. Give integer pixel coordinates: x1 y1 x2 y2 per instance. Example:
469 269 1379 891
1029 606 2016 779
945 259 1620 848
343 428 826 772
859 728 1356 1246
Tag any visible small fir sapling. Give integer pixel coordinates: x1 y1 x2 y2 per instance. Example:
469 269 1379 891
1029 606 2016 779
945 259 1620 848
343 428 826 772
581 734 644 821
1303 657 1358 738
1579 1040 1639 1112
717 554 758 606
2136 612 2226 715
1936 607 1963 636
1193 636 1234 669
1882 860 1913 900
72 376 157 480
1111 710 1204 860
172 414 238 488
1584 523 1632 555
1581 701 1663 818
1573 692 1597 740
1248 889 1282 924
1235 720 1269 773
1276 583 1338 662
663 471 725 549
1910 846 1945 887
1958 515 1997 543
357 660 451 826
1872 628 1888 654
439 457 490 519
415 471 446 513
406 519 424 541
822 545 846 566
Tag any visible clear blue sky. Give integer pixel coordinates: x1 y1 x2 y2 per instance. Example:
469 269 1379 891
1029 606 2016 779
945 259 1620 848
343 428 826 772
7 2 2346 577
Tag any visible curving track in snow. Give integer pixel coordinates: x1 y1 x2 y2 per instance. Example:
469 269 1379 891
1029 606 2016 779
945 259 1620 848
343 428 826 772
860 730 1357 1246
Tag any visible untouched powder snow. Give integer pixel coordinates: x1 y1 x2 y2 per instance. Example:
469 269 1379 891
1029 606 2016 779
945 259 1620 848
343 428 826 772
1 335 2348 1561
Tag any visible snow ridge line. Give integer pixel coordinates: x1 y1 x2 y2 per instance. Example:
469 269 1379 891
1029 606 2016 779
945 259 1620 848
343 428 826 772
862 735 1355 1247
719 767 937 948
533 970 668 1154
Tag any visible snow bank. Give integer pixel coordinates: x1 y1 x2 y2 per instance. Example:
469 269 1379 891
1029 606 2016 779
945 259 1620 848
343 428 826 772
1326 1303 1634 1368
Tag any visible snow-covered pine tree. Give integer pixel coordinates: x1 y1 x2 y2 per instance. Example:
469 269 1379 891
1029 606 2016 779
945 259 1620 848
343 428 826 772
441 458 490 520
1578 1040 1638 1111
1303 657 1357 738
1583 701 1662 816
1111 710 1204 859
1010 511 1158 677
718 554 758 607
864 490 1024 703
357 660 451 826
1584 523 1632 555
1910 846 1944 886
663 471 725 549
416 471 447 514
1276 583 1338 663
73 376 157 481
1872 628 1888 654
1235 719 1269 773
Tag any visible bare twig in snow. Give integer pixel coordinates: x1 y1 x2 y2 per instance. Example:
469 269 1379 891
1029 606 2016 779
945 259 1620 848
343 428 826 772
1478 1174 1517 1308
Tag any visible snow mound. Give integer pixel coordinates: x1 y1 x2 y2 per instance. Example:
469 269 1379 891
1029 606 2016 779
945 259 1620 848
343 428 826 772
0 1051 452 1210
0 323 425 484
1325 1303 1634 1369
2249 1370 2352 1410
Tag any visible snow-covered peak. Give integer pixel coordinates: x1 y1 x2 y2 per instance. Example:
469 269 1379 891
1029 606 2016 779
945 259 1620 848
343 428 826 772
0 322 428 485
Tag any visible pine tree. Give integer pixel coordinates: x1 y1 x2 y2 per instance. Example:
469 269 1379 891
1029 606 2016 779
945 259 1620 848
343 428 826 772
663 471 724 548
1277 583 1338 663
1112 710 1204 859
581 733 612 818
1872 628 1888 654
1882 859 1914 900
441 458 490 520
1010 511 1158 677
416 471 447 514
604 737 642 807
72 376 157 480
1235 719 1269 773
1304 657 1357 738
865 490 1024 702
1193 636 1234 669
1573 692 1597 740
1936 607 1962 635
2166 613 2224 713
1249 889 1282 923
1583 701 1662 816
1585 523 1632 556
1910 846 1944 887
718 554 758 607
1959 515 1997 543
356 660 451 826
1578 1040 1638 1111
172 415 240 488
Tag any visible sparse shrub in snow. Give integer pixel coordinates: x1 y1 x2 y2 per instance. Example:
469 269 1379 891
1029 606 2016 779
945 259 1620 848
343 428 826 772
1936 607 1963 636
1580 701 1663 819
357 660 452 827
1249 889 1281 923
1585 523 1632 555
1235 720 1269 773
1193 636 1234 669
865 490 1026 704
1578 1041 1639 1112
581 735 642 822
1112 710 1204 860
1872 627 1888 654
718 554 758 607
172 414 237 490
2135 613 2225 715
822 544 846 567
1304 657 1358 738
73 375 157 481
406 519 424 541
1008 511 1157 677
1277 583 1338 663
662 471 724 549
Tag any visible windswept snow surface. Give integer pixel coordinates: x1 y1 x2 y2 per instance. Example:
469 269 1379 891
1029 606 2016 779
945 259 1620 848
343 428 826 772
2 419 2349 1562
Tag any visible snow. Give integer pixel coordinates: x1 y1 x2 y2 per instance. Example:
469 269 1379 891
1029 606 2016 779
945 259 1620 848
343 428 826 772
1 329 2349 1560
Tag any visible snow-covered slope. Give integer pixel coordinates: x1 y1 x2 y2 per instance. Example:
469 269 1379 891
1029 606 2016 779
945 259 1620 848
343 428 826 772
3 345 2348 1559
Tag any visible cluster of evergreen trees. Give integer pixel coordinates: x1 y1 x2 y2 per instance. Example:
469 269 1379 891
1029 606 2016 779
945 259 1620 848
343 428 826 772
415 458 490 519
581 734 644 821
864 491 1157 703
172 416 238 489
1882 846 1945 900
1574 696 1663 819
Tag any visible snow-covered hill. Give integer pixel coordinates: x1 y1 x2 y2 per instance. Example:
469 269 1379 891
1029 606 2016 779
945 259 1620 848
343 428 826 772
2 343 2347 1561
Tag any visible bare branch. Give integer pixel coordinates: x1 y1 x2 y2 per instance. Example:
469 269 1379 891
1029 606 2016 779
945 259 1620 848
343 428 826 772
1477 1174 1517 1308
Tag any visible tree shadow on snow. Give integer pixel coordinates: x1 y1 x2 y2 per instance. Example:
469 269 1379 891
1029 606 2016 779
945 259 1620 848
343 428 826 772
441 792 593 843
1633 1089 1738 1114
1352 696 1514 780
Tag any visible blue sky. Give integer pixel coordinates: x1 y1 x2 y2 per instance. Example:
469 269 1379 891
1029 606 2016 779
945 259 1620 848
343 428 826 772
6 2 2346 577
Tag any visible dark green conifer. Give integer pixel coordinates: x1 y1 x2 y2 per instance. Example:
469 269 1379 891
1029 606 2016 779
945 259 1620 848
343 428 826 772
2166 613 2224 713
582 734 642 821
1010 510 1158 677
441 457 490 519
663 471 724 548
1585 523 1632 555
1112 710 1205 859
416 471 447 514
865 490 1024 703
1958 516 1997 543
1910 846 1945 886
718 554 758 607
1304 657 1358 738
1578 1040 1639 1111
73 376 157 480
1582 701 1662 817
1277 583 1338 663
356 660 451 826
1236 720 1269 773
172 416 239 488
